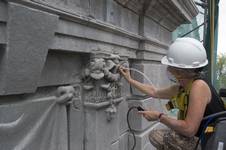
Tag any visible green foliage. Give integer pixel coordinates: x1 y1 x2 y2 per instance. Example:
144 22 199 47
216 53 226 91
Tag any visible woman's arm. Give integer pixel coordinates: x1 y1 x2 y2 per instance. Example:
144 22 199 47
139 80 211 137
119 66 179 99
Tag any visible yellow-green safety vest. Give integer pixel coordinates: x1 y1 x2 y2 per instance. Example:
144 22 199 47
170 80 193 120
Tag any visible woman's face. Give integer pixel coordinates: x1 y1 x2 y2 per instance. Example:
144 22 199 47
167 66 195 86
167 66 185 80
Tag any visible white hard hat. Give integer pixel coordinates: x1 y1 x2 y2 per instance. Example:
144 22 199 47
161 37 208 69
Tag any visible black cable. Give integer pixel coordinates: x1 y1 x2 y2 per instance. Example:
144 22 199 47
127 106 138 150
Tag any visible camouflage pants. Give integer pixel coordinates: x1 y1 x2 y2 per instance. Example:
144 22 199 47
149 129 201 150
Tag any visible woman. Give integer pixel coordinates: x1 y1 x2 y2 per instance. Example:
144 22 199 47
119 37 225 150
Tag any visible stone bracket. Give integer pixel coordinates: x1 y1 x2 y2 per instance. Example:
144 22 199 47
56 85 82 110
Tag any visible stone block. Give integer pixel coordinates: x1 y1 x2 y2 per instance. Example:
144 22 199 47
118 99 129 134
120 77 131 98
119 132 128 150
69 108 84 150
56 19 139 50
0 97 68 150
38 51 82 87
68 85 84 150
121 8 139 34
130 63 146 96
0 23 6 44
144 143 157 150
128 122 163 150
144 17 160 40
85 107 120 150
142 41 167 54
0 1 7 22
127 98 157 131
33 0 90 16
111 140 119 150
51 35 137 58
159 26 172 44
106 0 121 27
136 51 165 61
130 62 172 96
90 0 105 21
85 109 97 150
0 3 58 95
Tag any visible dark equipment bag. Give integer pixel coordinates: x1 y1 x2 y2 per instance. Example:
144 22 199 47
202 117 226 150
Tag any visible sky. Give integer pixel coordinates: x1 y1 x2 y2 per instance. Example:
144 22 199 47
217 0 226 55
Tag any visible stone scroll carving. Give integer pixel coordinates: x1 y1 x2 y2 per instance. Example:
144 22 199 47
82 51 128 121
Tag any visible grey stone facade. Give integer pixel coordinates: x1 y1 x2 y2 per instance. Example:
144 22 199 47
0 0 198 150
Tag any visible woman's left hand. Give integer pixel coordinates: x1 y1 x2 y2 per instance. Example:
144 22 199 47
138 110 161 121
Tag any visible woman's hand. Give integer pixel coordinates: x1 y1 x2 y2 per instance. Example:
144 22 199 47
118 66 132 82
138 110 161 121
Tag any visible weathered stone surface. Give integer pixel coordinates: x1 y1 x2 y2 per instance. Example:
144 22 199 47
106 0 122 28
33 0 90 16
52 35 137 58
144 17 172 44
0 97 68 150
136 51 165 61
159 26 172 44
38 51 82 86
0 3 58 95
130 63 146 96
0 23 6 44
119 132 129 150
0 1 7 22
120 77 131 97
68 85 84 150
121 8 139 34
118 99 128 133
144 17 160 40
131 62 171 95
128 122 163 150
111 140 119 150
115 0 199 31
127 98 158 131
56 19 139 50
90 0 106 20
0 0 199 150
85 106 120 150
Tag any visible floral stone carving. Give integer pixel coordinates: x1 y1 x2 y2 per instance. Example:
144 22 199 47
82 51 128 121
82 52 128 103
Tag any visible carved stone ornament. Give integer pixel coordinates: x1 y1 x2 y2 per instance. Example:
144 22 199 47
82 51 128 103
82 51 128 121
55 85 81 110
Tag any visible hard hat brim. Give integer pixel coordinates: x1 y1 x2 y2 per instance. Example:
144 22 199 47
161 56 208 69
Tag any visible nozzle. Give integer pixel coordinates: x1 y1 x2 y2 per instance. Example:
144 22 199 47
137 106 145 111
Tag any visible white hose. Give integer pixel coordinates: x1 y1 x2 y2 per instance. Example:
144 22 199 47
125 67 155 101
126 67 175 115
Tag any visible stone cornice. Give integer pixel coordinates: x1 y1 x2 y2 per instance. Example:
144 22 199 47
171 0 199 22
114 0 199 31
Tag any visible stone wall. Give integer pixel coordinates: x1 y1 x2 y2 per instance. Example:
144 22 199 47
0 0 198 150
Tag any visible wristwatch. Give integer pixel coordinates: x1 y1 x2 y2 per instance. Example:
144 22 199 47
158 112 165 122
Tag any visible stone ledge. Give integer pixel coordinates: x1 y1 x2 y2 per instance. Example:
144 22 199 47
84 97 124 109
